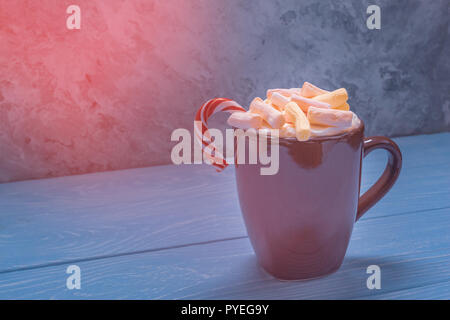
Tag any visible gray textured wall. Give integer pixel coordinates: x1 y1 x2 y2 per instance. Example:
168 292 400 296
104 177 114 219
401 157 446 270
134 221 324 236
0 0 449 183
215 0 450 137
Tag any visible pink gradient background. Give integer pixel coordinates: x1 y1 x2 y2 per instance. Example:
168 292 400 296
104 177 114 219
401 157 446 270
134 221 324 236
0 1 238 182
1 1 448 182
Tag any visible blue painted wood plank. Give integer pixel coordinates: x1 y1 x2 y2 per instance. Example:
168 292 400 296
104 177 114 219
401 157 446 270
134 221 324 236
0 207 449 299
366 280 450 300
0 164 245 272
0 133 449 273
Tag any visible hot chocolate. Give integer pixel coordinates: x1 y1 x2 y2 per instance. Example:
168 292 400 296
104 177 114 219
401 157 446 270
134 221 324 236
227 81 361 140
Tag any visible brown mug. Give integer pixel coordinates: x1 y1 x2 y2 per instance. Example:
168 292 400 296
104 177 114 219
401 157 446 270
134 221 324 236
234 121 402 280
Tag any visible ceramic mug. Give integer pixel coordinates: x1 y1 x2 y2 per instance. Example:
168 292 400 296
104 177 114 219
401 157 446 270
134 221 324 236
234 121 402 280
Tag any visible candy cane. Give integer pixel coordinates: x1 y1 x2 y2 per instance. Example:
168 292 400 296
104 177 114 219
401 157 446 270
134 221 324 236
195 98 246 171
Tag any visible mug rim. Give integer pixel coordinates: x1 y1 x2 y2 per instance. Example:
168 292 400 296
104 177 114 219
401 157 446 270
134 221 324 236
280 119 365 143
233 119 365 143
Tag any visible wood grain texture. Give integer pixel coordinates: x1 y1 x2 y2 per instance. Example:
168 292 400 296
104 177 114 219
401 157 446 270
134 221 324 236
0 132 449 299
0 133 449 273
0 207 449 299
365 280 450 300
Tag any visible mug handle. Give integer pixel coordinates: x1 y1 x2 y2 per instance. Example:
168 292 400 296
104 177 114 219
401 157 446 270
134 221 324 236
356 136 402 221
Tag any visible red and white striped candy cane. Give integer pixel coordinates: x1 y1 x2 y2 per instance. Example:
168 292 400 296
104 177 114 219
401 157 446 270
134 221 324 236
195 98 246 172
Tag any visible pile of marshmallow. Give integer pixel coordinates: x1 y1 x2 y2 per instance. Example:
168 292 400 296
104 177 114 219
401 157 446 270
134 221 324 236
227 82 360 141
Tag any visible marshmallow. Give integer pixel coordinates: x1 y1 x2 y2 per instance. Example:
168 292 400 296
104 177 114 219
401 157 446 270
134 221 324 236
285 102 311 141
250 97 285 129
280 123 296 138
301 82 329 98
312 88 348 108
282 110 291 124
224 84 358 140
310 124 347 137
227 111 263 129
264 98 281 111
333 102 350 111
271 92 290 110
283 109 294 123
307 106 353 128
267 88 301 99
291 94 331 113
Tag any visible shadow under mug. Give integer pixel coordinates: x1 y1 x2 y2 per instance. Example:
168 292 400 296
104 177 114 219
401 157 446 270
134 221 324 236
235 121 402 280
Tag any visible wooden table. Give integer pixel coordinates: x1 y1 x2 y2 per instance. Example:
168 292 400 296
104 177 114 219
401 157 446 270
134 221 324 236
0 133 449 299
